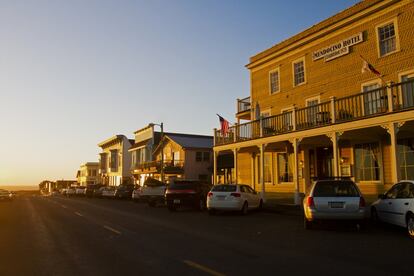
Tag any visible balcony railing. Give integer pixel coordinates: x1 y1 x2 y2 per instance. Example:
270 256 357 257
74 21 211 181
237 97 251 113
132 160 185 173
215 79 414 146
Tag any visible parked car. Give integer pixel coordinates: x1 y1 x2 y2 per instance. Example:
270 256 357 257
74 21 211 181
75 186 86 196
303 178 366 229
101 186 116 198
93 186 106 198
165 180 212 211
66 187 77 197
132 186 143 202
85 184 103 198
206 184 262 215
140 178 167 207
0 189 12 201
115 184 135 199
371 181 414 239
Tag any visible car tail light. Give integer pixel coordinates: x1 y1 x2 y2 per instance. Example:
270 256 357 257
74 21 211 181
306 196 315 208
230 193 241 197
359 197 366 208
207 192 213 198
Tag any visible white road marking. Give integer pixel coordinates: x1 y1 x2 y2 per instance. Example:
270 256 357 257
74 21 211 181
183 260 226 276
61 205 67 209
74 212 83 217
103 225 121 235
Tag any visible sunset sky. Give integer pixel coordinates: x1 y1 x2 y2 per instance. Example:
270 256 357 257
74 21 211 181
0 0 359 186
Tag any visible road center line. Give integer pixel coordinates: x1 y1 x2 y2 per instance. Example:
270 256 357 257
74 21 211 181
103 225 121 235
74 212 83 217
183 260 226 276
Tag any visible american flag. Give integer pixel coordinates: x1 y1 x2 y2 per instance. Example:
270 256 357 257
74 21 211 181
217 114 230 135
360 55 381 76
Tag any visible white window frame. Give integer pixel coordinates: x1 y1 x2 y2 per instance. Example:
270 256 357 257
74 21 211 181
292 57 306 87
269 67 280 94
375 18 400 58
397 69 414 109
361 79 382 116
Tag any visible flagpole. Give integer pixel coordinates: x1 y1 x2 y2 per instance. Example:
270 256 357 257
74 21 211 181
359 54 388 86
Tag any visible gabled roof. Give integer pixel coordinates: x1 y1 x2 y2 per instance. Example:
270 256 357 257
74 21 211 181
153 133 213 154
247 0 385 68
129 138 152 151
166 133 213 149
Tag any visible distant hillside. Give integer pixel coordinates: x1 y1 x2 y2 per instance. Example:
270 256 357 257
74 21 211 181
0 185 38 191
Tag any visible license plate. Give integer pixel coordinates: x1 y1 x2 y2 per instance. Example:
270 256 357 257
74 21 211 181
173 199 180 204
329 202 344 208
216 196 226 200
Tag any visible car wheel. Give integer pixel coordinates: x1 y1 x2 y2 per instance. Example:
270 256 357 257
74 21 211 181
258 199 263 211
407 214 414 240
167 204 176 212
371 207 380 224
241 202 248 216
197 199 206 211
304 217 313 230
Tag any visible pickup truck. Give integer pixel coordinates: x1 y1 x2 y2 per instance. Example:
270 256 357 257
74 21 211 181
140 178 167 207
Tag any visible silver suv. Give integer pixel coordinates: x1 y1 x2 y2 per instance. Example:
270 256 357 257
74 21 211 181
303 178 366 229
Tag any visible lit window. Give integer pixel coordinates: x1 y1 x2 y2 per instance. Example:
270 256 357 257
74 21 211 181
277 153 294 183
354 143 381 181
270 70 280 94
293 60 305 86
378 23 396 56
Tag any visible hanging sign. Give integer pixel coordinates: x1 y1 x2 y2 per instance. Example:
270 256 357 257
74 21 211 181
312 32 363 62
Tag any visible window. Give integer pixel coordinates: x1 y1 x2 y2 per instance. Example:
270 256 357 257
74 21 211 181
264 153 272 183
203 152 210 162
196 152 202 162
293 59 305 86
269 69 280 94
397 138 414 180
306 97 320 125
362 82 385 115
277 152 294 183
400 72 414 109
378 22 397 56
354 143 381 182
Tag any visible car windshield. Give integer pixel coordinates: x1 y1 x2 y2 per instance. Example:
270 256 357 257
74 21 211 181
313 181 359 197
144 177 165 187
212 185 237 192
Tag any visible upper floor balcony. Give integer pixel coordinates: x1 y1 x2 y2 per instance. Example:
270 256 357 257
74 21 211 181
132 160 185 174
215 79 414 146
236 97 251 120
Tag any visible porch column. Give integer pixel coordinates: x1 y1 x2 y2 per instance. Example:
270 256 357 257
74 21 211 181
233 148 238 184
213 150 217 185
332 132 339 177
388 123 400 183
251 152 256 191
260 144 266 202
292 138 301 205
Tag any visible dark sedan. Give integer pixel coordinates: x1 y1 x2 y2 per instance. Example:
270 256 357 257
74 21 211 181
85 184 103 198
115 184 135 199
165 180 212 211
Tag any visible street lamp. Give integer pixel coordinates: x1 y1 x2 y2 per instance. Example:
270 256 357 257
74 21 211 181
150 122 164 183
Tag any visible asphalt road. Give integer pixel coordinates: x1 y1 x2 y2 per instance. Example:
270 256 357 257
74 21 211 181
0 195 413 276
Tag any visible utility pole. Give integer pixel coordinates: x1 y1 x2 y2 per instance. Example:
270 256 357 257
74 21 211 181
160 122 164 183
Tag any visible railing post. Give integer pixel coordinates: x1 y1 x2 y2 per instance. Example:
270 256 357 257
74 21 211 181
259 116 263 137
233 123 238 143
236 98 240 113
330 96 336 124
213 128 217 146
386 81 394 112
292 107 297 131
213 150 217 185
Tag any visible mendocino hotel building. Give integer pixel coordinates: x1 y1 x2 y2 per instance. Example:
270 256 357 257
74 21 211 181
213 0 414 204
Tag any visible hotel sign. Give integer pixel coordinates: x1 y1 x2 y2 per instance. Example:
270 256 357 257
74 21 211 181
312 32 363 62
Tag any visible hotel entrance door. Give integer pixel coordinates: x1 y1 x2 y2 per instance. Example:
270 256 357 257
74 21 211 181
316 147 333 178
